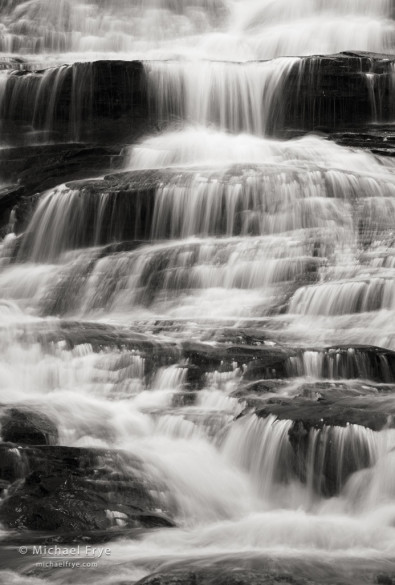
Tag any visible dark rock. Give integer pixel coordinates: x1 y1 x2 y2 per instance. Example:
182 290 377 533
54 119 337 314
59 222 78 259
134 562 395 585
201 327 270 346
0 143 125 233
171 392 198 408
242 347 295 380
0 144 123 190
1 60 151 143
282 345 395 383
377 575 395 585
135 567 320 585
253 383 395 496
0 184 24 233
331 126 395 156
1 52 394 147
0 443 28 484
281 52 395 133
324 345 395 382
0 407 58 446
231 380 284 409
255 396 392 432
0 445 175 535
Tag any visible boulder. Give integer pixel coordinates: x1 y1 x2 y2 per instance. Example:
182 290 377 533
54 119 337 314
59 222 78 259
0 445 175 536
0 407 58 446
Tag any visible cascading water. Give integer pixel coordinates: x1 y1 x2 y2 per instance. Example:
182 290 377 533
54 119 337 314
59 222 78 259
0 0 394 60
1 1 395 585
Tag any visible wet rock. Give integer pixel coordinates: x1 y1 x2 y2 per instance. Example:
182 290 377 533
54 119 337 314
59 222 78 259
282 52 395 133
325 345 395 383
0 443 28 485
201 327 270 346
179 340 298 387
253 387 395 496
377 575 395 585
64 172 159 244
0 144 124 233
284 345 395 383
2 52 394 147
255 395 392 432
0 184 24 234
135 567 319 585
134 563 395 585
0 407 58 446
1 60 151 143
0 144 123 189
0 56 27 71
0 445 175 536
231 380 284 408
330 127 395 157
242 348 296 380
171 391 198 408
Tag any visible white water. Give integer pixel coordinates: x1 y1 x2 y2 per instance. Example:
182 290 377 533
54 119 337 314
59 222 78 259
0 0 394 61
1 1 395 584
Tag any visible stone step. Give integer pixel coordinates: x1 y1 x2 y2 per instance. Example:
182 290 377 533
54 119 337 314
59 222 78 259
1 53 395 143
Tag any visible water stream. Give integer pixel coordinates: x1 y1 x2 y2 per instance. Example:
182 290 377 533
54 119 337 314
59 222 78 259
1 1 395 584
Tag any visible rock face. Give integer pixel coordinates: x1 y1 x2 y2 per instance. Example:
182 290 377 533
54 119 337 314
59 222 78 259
0 144 125 235
1 52 395 145
282 52 395 131
255 394 392 432
0 444 174 536
1 60 150 143
2 52 395 234
134 564 395 585
135 568 311 585
0 407 58 446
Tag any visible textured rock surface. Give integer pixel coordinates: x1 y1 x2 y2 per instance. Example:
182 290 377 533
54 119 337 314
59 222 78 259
282 52 395 132
0 445 174 536
0 144 125 233
1 60 150 143
1 52 395 143
0 407 58 446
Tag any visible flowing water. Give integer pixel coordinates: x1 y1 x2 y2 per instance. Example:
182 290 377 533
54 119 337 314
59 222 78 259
0 0 395 61
1 1 395 584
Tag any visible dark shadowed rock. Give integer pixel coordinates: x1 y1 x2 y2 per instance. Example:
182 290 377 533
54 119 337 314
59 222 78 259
0 407 58 446
0 443 28 486
0 143 125 233
0 445 175 536
134 563 375 585
255 395 392 432
250 381 395 496
282 52 395 133
135 568 313 585
2 52 395 147
1 60 151 143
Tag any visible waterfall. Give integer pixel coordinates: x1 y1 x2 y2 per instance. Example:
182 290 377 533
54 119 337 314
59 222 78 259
0 0 394 59
143 58 298 135
222 414 381 501
1 0 395 583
